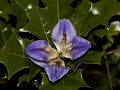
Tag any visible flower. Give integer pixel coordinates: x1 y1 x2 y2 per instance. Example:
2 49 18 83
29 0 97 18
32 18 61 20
26 19 91 83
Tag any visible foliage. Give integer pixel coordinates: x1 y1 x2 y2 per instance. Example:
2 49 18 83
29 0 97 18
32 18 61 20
0 0 120 90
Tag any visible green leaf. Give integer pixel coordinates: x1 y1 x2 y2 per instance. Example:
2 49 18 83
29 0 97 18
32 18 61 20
0 27 5 49
108 21 120 31
16 36 41 82
69 51 103 71
10 0 29 30
0 20 12 48
70 0 91 35
81 51 103 64
15 0 50 41
0 0 11 20
16 0 38 13
25 7 47 40
93 29 108 38
0 0 29 29
15 0 47 40
0 30 29 79
105 21 120 44
38 0 74 32
16 0 75 43
28 61 41 81
87 34 96 45
17 60 41 86
59 0 74 18
40 69 89 90
18 69 29 86
71 0 120 37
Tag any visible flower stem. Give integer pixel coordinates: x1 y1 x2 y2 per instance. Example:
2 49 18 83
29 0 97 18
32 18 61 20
105 56 113 90
104 48 120 55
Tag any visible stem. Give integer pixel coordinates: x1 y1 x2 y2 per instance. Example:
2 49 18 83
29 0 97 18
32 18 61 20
57 0 60 21
105 56 113 90
103 48 120 89
104 48 120 56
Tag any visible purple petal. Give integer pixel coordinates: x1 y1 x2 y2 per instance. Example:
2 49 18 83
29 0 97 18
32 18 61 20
26 40 49 62
52 19 76 51
28 56 47 67
44 65 70 83
70 36 91 60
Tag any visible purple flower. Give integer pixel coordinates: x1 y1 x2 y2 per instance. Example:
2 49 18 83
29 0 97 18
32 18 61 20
26 19 91 83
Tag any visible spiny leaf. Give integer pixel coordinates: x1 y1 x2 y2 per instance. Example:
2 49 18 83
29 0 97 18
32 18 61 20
71 0 120 37
70 0 91 36
25 7 47 40
69 51 103 71
0 27 5 49
0 30 29 79
16 38 41 83
28 60 41 81
40 69 89 90
16 0 76 44
0 0 11 20
10 0 29 30
93 29 108 38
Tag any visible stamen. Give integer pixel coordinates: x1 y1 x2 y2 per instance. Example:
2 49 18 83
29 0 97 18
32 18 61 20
43 46 58 59
60 60 65 66
62 34 67 44
43 46 51 52
66 44 74 52
61 34 67 53
48 58 65 67
48 58 56 65
61 44 74 59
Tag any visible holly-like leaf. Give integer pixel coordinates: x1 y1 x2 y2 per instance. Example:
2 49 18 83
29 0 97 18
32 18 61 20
0 0 29 30
16 0 75 42
10 0 29 30
15 0 47 41
0 30 29 79
0 18 13 48
17 60 41 86
93 29 108 38
40 69 89 90
70 0 91 35
28 60 41 81
0 0 11 20
69 51 103 71
25 7 47 40
81 51 103 64
37 0 74 32
17 69 29 86
0 27 5 49
15 37 42 84
71 0 120 37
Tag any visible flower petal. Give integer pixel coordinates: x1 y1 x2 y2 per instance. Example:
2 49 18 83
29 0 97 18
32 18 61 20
44 65 70 83
26 40 49 62
28 56 47 67
52 19 76 51
69 36 91 60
